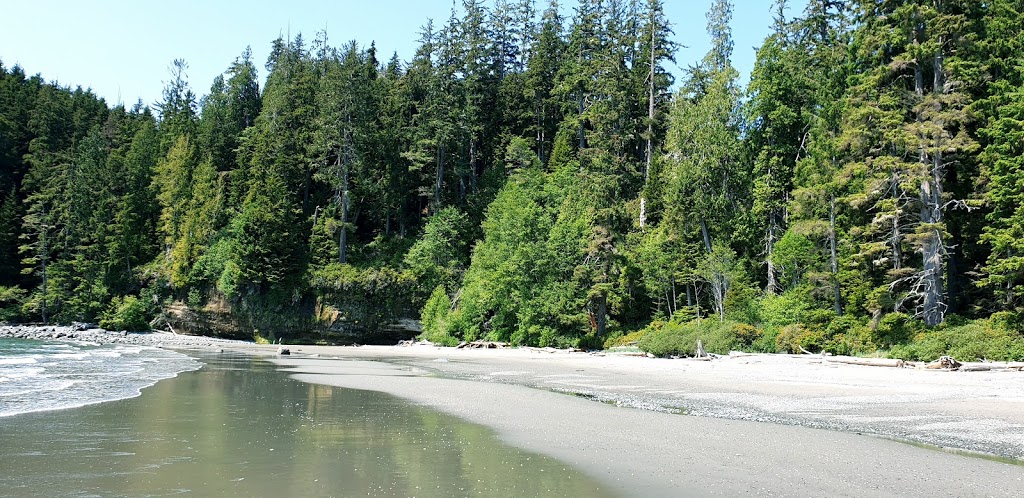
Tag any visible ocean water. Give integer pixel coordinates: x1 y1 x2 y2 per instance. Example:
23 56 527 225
0 353 617 497
0 338 201 417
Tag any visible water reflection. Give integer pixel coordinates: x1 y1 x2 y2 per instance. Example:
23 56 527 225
0 354 615 497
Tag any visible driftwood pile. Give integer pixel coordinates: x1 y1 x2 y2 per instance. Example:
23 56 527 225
397 339 435 347
817 353 1024 371
456 341 508 349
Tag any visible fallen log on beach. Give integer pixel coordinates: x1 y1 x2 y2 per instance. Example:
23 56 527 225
824 356 909 368
924 356 962 370
955 362 1024 372
456 341 508 349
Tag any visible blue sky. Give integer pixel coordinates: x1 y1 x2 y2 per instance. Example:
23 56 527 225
0 0 804 108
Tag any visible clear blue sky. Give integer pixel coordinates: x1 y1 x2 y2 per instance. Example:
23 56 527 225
0 0 804 108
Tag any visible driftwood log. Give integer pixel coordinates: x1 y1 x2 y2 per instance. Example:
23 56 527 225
924 356 962 370
824 356 909 368
456 341 508 349
695 340 708 358
955 362 1024 372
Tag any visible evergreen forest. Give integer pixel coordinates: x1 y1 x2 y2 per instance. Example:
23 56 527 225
2 0 1024 360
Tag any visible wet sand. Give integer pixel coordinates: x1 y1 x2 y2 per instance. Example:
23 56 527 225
0 352 615 497
239 344 1024 496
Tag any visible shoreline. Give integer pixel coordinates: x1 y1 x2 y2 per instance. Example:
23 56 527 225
0 324 251 348
265 349 1024 496
233 342 1024 460
5 327 1024 494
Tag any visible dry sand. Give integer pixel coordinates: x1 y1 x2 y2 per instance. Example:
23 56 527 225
231 344 1023 496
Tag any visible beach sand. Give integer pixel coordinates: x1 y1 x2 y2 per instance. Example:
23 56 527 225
219 343 1024 496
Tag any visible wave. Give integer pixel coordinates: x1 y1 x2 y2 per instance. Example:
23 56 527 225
0 341 201 418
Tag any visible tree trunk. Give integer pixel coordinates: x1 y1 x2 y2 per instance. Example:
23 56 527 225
829 196 843 315
434 144 446 211
302 163 313 214
41 232 48 325
577 89 586 149
339 157 349 265
595 295 607 337
641 18 656 228
918 38 946 327
765 204 780 295
700 218 712 253
469 140 478 192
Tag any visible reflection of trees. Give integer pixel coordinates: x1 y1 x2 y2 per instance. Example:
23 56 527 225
56 356 618 497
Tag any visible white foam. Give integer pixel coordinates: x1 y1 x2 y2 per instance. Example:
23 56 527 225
49 353 90 360
0 367 46 380
91 351 123 358
0 342 201 418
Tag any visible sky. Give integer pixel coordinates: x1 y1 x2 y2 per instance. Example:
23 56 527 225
0 0 806 108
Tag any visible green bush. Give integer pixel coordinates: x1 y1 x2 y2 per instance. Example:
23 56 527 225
99 295 151 332
756 290 812 326
888 319 1024 362
775 323 824 353
419 285 454 345
750 327 781 353
872 312 923 348
577 333 604 350
638 319 752 357
0 286 26 322
604 329 650 349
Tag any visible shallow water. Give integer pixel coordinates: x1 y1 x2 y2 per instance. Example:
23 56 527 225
0 338 200 417
0 353 616 497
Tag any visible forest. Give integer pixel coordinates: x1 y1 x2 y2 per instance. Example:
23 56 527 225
1 0 1023 360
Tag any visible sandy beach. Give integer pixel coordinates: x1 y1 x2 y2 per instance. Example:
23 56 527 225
223 343 1024 496
5 324 1022 495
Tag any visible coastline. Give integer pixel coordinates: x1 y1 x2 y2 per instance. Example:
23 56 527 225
252 343 1024 495
5 326 1024 494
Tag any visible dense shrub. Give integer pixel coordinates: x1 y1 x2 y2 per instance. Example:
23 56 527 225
756 290 813 326
604 329 651 349
775 323 824 353
888 320 1024 362
871 312 923 348
0 286 26 322
418 285 458 346
99 295 151 331
638 319 755 357
750 327 781 353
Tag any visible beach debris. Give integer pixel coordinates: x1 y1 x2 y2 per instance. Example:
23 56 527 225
824 356 910 368
956 361 1024 372
925 356 961 370
695 340 708 358
277 347 291 356
455 341 508 349
398 339 436 347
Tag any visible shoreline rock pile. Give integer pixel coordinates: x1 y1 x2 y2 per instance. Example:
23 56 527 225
0 323 251 348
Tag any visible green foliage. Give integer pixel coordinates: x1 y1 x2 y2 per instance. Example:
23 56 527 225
775 323 823 354
756 290 813 327
638 319 756 357
0 285 26 322
770 232 819 289
0 1 1021 355
99 295 152 332
604 329 650 349
403 207 471 294
749 327 781 353
889 319 1024 362
872 312 924 349
419 285 453 344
